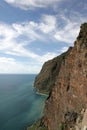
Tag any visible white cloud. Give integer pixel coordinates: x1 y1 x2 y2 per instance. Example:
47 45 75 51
0 13 86 73
0 15 58 63
60 47 68 53
38 52 57 63
54 13 87 43
54 22 80 43
0 57 41 74
0 13 85 53
4 0 61 10
0 22 43 59
0 57 15 64
0 54 57 74
39 15 57 33
0 21 58 73
12 22 43 41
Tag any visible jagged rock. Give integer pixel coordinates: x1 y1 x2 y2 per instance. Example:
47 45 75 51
31 23 87 130
64 111 78 123
34 47 72 95
81 109 87 130
42 23 87 130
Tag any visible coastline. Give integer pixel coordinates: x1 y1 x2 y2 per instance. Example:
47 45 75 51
36 91 49 97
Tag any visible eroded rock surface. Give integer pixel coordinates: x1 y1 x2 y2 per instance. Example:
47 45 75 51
43 23 87 130
34 46 72 95
42 23 87 130
81 109 87 130
29 23 87 130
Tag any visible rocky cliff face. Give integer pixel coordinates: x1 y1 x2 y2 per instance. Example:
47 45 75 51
34 46 73 95
41 23 87 130
29 23 87 130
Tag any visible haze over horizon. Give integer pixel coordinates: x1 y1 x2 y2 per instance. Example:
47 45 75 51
0 0 87 74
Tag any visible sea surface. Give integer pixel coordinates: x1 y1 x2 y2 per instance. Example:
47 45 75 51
0 74 47 130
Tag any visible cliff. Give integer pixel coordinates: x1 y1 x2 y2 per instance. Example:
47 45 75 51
28 23 87 130
34 47 73 95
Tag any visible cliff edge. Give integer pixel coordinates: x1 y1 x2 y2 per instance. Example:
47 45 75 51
34 46 73 95
28 23 87 130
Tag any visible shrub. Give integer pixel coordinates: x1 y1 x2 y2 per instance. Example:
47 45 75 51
59 122 64 130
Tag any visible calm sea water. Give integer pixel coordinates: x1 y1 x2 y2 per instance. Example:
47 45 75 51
0 74 46 130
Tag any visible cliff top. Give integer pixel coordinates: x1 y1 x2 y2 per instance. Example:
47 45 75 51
34 23 87 95
28 23 87 130
77 23 87 40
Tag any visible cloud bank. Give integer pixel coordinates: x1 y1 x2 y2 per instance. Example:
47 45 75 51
0 12 86 73
4 0 61 10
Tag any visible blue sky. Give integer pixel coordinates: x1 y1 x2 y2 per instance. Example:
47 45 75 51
0 0 87 74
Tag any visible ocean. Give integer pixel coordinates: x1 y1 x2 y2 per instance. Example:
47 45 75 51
0 74 46 130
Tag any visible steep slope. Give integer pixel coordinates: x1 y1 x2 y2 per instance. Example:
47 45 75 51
34 47 73 95
28 23 87 130
42 23 87 130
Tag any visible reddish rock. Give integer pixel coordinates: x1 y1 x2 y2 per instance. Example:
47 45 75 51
34 46 72 95
42 23 87 130
33 23 87 130
81 109 87 130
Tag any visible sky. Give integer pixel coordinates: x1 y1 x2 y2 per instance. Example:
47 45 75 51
0 0 87 74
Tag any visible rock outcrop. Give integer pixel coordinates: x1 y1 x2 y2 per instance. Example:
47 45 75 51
29 23 87 130
41 23 87 130
81 109 87 130
34 47 73 95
